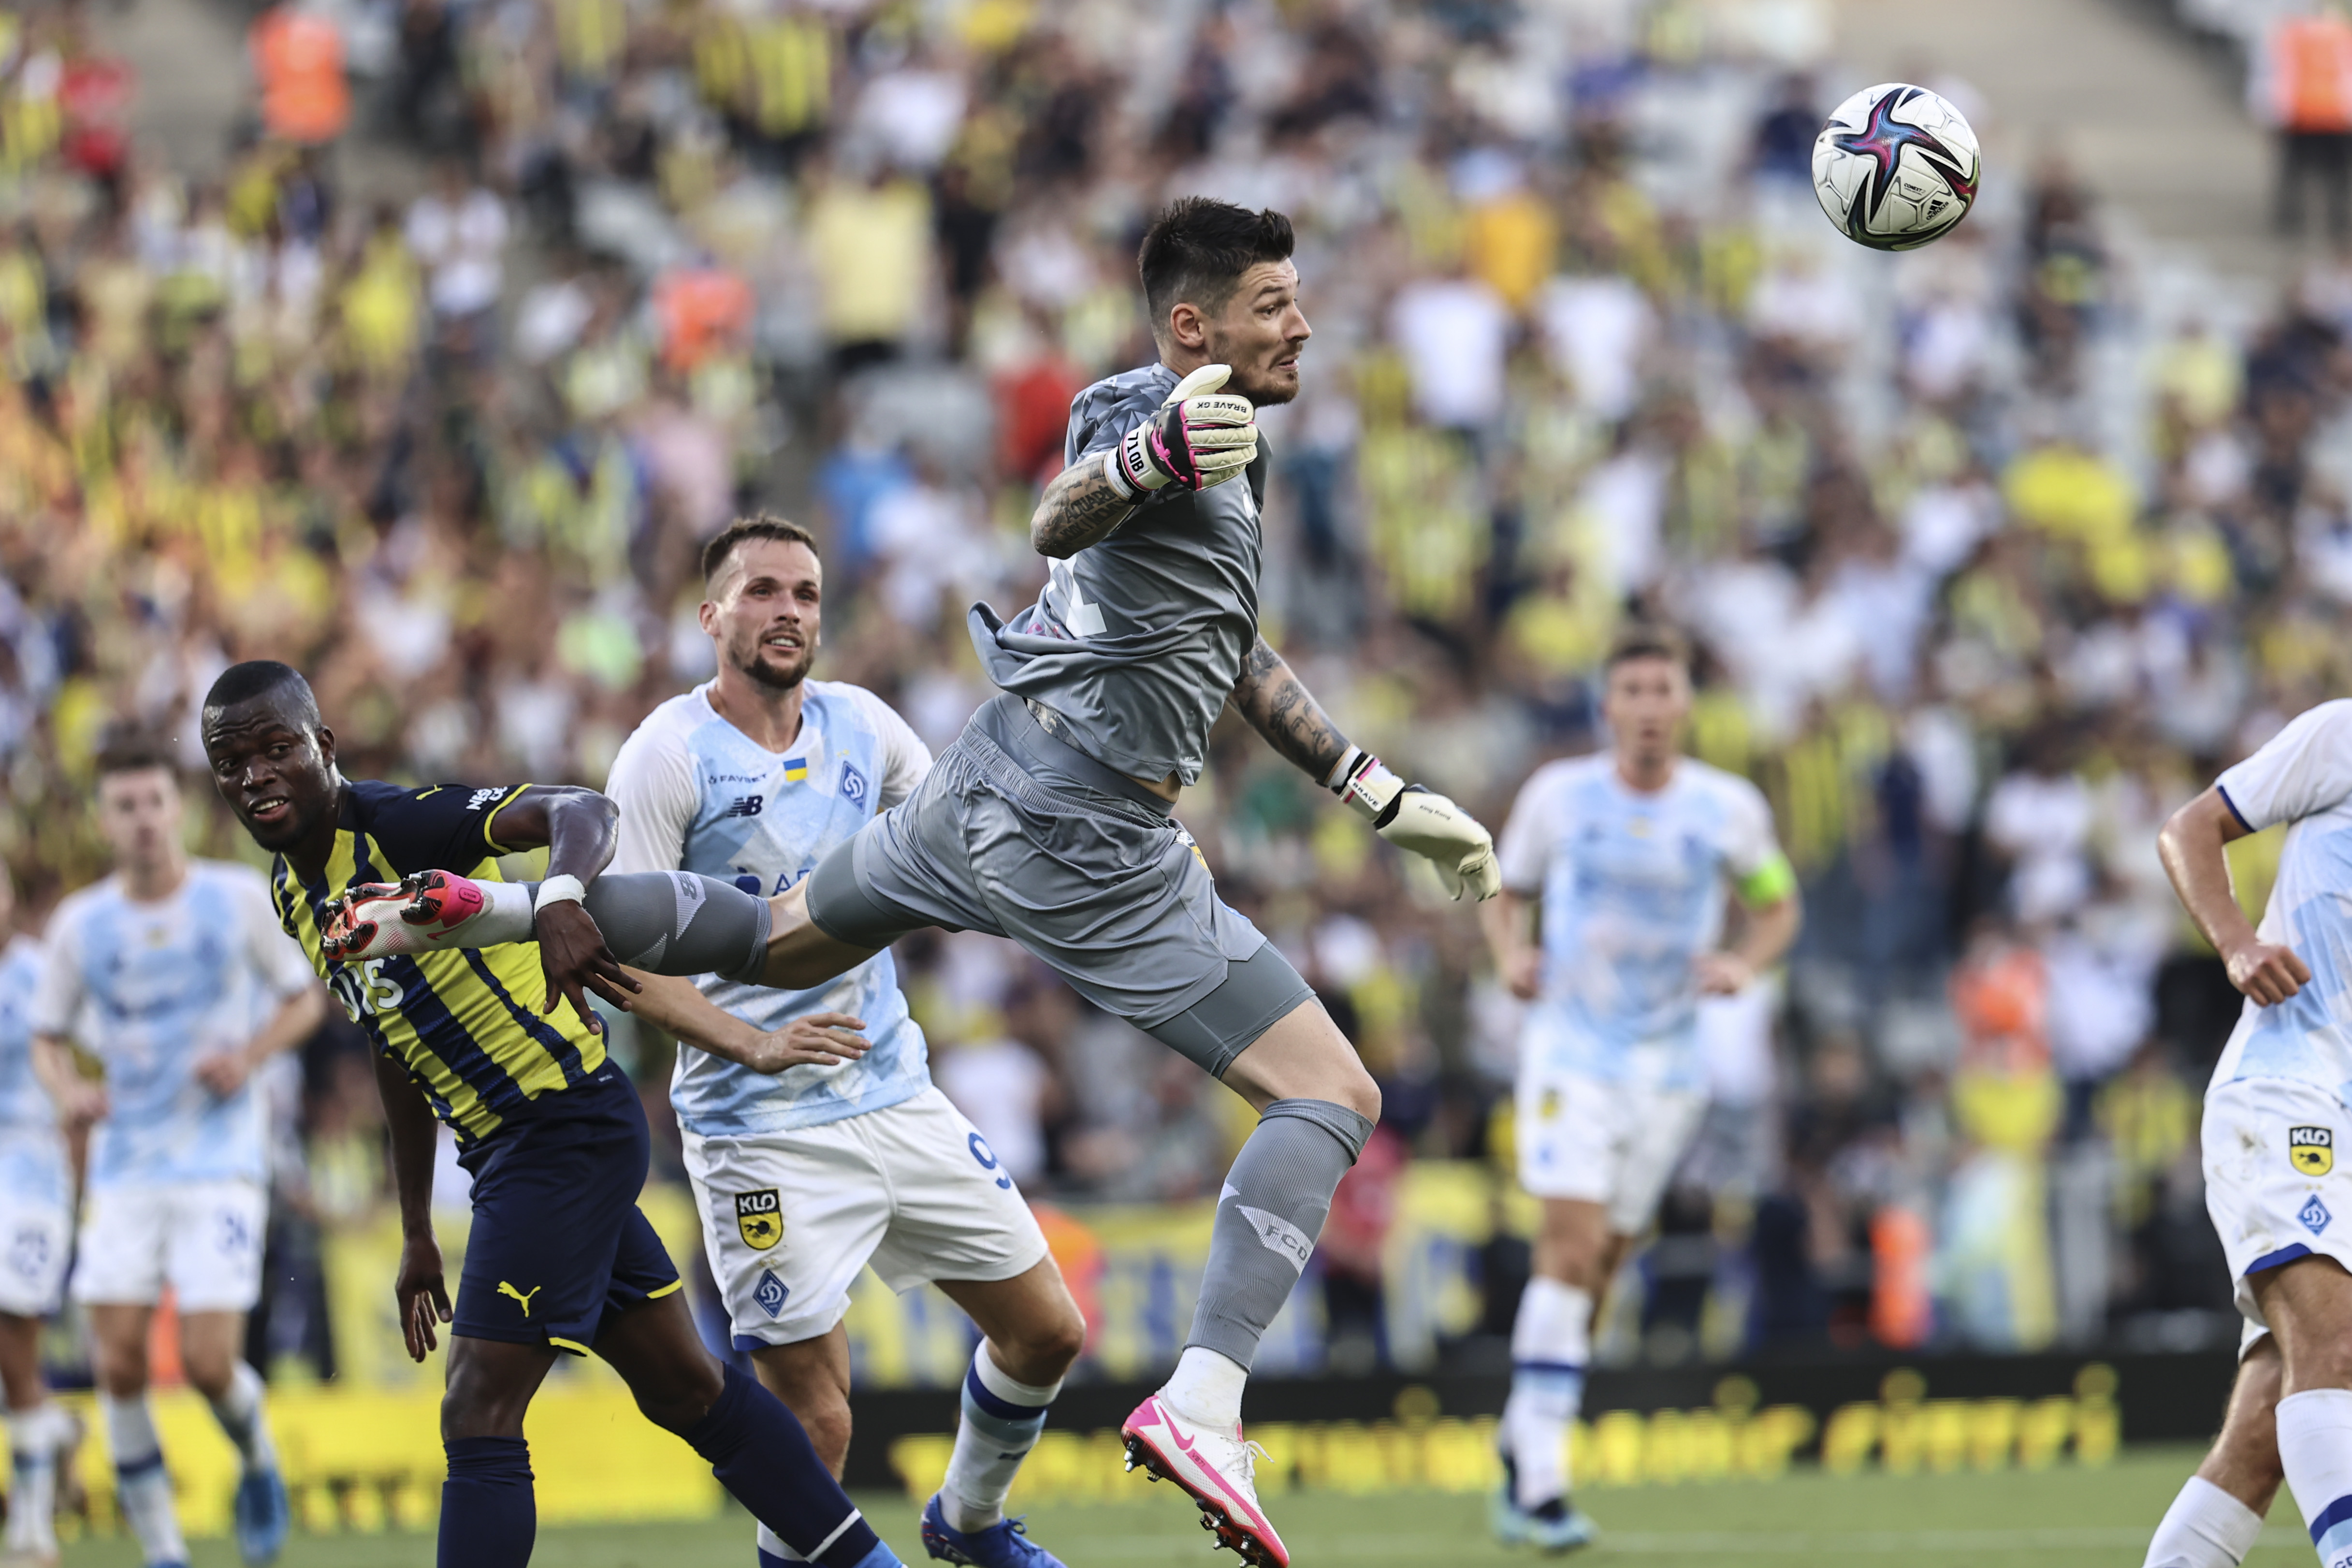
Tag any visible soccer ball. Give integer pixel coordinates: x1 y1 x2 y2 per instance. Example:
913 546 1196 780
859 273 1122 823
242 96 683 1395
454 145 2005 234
1812 83 1980 252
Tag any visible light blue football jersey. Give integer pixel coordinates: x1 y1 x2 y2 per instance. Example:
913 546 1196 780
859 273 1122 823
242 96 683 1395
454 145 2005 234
32 861 317 1189
2211 700 2352 1102
0 935 68 1208
607 680 934 1136
1496 754 1786 1089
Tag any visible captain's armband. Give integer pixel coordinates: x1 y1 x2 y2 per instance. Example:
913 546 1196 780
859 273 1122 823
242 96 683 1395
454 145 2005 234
1736 852 1797 907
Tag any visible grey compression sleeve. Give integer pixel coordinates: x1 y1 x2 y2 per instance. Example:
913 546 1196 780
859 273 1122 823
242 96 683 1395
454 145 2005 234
1187 1098 1374 1370
530 872 773 985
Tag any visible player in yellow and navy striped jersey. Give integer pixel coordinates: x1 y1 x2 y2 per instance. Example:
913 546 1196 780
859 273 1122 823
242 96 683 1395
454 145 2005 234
200 660 900 1568
267 777 610 1147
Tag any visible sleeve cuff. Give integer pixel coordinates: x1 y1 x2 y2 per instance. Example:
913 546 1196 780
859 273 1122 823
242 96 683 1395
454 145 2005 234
480 784 535 855
2217 783 2256 834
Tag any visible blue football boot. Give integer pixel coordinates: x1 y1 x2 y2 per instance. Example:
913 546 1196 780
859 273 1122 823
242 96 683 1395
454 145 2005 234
232 1464 291 1565
1492 1454 1599 1555
1520 1497 1600 1555
920 1494 1068 1568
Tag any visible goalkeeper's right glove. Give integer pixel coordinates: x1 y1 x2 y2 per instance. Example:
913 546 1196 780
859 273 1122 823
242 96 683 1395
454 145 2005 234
1104 362 1259 498
1328 749 1502 902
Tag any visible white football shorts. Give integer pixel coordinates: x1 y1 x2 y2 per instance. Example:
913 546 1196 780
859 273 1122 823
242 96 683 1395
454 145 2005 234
2204 1075 2352 1328
681 1085 1050 1349
71 1178 267 1313
0 1132 70 1317
1515 1052 1707 1234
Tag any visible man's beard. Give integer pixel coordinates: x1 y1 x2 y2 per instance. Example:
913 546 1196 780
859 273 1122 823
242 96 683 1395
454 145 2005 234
736 639 813 691
1204 337 1302 407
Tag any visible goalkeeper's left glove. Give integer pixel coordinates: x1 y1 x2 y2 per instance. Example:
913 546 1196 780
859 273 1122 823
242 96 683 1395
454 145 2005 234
1327 748 1501 901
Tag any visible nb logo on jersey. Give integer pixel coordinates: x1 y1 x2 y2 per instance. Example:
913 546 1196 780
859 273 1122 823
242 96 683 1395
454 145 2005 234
498 1282 544 1317
735 1189 782 1250
724 796 764 818
2293 1126 2336 1176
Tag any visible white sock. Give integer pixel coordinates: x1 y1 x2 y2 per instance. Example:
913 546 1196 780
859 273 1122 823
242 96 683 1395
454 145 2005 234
2279 1388 2352 1563
757 1520 803 1562
1161 1345 1248 1433
1506 1277 1593 1510
2145 1474 2265 1568
103 1393 187 1567
4 1403 66 1554
479 880 537 942
942 1344 1062 1533
206 1361 278 1473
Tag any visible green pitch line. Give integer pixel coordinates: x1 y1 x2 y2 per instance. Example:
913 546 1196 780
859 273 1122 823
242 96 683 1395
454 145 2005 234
50 1449 2322 1567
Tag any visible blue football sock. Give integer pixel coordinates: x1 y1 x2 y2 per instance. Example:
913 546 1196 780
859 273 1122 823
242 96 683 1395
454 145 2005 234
439 1436 535 1568
940 1346 1060 1531
682 1365 895 1568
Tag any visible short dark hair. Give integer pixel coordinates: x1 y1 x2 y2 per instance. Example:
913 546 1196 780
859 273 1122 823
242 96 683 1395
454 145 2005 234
1137 198 1295 338
202 660 320 729
702 514 819 587
1603 622 1692 675
93 722 177 780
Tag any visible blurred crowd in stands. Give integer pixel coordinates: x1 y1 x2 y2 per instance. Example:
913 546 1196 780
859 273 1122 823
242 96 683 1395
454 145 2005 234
3 0 2347 1378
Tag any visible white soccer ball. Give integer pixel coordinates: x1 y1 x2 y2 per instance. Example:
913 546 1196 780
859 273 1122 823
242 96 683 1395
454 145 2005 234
1812 83 1980 252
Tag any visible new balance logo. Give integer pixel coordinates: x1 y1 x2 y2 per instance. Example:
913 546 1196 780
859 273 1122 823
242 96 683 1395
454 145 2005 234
724 796 763 818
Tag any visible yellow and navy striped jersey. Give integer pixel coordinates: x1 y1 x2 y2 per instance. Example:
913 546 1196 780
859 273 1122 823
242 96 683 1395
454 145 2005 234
270 781 606 1146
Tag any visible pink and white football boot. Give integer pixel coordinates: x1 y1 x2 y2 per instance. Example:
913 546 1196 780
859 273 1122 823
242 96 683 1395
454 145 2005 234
322 871 496 961
1120 1393 1288 1567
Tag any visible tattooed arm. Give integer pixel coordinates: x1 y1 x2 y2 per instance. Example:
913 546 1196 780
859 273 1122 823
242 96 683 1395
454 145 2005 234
1229 635 1351 782
1031 458 1141 559
1235 634 1503 899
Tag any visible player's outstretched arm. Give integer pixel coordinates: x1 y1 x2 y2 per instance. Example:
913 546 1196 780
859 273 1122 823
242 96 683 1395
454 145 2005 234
622 970 872 1074
1032 364 1257 557
374 1051 452 1363
472 784 640 1027
1230 635 1501 901
2160 787 2310 1004
1032 452 1143 559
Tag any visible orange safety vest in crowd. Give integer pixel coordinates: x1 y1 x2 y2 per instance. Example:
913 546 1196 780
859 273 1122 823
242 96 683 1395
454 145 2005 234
2273 13 2352 133
651 266 754 374
251 9 349 145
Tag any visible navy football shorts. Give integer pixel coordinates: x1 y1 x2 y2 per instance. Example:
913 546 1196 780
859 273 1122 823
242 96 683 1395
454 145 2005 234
451 1063 681 1356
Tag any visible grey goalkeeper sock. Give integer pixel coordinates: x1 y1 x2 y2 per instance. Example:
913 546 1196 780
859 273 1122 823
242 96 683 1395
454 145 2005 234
1187 1098 1374 1370
530 873 773 983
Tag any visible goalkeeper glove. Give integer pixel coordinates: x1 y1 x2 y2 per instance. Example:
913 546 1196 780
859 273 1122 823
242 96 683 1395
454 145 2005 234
1104 362 1259 498
1327 748 1502 901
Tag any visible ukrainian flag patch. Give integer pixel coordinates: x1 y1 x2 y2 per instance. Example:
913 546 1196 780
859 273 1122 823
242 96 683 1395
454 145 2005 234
783 758 808 783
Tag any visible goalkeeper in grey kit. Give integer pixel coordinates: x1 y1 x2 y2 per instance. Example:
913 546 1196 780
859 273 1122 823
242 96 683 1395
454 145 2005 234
327 196 1499 1568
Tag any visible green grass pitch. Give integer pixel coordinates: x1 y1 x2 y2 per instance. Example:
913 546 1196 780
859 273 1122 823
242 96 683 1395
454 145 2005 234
52 1448 2321 1566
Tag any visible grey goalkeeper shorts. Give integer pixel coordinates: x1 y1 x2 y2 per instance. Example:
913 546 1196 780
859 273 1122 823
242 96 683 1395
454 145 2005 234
805 694 1316 1078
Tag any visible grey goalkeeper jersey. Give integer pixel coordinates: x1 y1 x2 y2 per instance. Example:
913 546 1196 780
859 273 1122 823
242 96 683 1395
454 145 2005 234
968 362 1270 786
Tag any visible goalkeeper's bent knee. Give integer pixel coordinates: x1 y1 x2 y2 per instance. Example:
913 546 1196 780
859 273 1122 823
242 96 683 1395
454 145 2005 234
535 872 772 983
